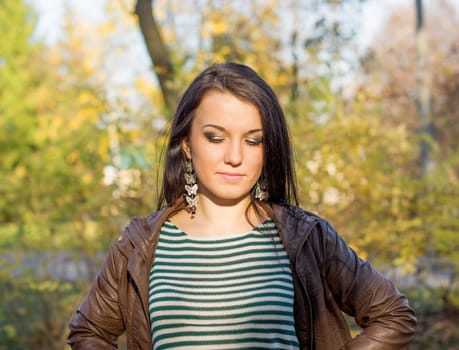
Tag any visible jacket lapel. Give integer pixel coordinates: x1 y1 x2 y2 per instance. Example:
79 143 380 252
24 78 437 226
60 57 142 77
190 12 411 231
123 201 186 322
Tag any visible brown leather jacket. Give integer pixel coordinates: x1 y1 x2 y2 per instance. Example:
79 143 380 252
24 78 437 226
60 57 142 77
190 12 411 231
67 202 416 349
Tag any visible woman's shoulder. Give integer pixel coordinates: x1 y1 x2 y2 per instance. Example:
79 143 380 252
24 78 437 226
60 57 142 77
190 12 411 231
124 204 183 239
269 203 342 244
270 202 327 226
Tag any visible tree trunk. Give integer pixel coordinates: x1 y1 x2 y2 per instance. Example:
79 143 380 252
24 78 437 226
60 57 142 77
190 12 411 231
135 0 177 115
415 0 434 176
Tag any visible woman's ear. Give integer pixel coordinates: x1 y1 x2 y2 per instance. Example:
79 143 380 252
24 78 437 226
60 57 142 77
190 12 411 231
181 138 192 159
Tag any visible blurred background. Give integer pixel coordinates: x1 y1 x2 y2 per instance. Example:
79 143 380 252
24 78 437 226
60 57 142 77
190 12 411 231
1 0 458 348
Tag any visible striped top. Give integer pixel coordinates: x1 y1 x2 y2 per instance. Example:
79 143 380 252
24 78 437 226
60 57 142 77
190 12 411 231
148 220 299 350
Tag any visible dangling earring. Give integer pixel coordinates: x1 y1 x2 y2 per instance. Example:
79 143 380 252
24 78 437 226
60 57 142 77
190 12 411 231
184 158 199 217
255 178 268 202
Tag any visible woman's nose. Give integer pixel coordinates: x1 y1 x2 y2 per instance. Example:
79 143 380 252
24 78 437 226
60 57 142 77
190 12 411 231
224 140 243 166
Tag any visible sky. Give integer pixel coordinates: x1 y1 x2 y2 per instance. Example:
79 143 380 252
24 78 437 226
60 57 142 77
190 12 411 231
32 0 107 45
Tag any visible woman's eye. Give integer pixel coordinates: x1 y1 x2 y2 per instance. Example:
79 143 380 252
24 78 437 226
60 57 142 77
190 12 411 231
205 134 224 143
246 138 263 146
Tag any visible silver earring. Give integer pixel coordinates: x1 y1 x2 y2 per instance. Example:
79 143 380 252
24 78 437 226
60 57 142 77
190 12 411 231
184 158 199 217
255 179 268 202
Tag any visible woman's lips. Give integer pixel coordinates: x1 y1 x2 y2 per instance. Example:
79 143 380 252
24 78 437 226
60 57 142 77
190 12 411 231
218 172 244 181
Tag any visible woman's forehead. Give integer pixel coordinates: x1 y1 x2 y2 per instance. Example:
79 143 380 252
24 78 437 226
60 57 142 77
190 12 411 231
192 91 263 131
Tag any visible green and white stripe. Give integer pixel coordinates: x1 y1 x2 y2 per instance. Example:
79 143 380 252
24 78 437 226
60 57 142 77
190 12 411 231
148 220 299 350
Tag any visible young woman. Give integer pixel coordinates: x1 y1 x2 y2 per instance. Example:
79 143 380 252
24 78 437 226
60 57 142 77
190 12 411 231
68 62 416 349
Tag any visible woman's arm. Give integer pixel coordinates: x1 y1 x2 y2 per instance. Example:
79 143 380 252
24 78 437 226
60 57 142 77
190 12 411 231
67 241 126 349
322 221 417 349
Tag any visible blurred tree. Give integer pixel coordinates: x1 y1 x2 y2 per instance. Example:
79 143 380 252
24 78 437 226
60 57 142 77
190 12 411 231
415 0 434 176
0 0 40 224
0 3 114 252
358 0 459 171
288 77 419 266
355 0 459 318
0 1 117 347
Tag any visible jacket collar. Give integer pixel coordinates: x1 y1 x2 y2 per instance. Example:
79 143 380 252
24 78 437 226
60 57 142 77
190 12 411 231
263 203 320 259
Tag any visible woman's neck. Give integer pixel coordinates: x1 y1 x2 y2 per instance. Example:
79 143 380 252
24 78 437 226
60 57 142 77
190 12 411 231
169 195 267 238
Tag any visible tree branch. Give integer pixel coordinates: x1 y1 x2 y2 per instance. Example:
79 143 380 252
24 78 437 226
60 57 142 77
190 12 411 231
135 0 177 114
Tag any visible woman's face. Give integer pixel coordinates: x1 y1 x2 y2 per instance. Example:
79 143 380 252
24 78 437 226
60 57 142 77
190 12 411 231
182 90 264 206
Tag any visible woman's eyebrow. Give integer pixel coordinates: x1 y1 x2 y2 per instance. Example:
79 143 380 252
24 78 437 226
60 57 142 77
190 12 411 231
202 124 263 134
202 124 225 131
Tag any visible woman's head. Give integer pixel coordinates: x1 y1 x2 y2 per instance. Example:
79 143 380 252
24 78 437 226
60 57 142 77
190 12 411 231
158 62 298 208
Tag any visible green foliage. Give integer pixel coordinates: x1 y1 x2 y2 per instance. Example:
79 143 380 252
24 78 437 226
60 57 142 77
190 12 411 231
287 77 416 262
0 267 86 349
404 287 459 349
0 0 119 253
0 1 40 222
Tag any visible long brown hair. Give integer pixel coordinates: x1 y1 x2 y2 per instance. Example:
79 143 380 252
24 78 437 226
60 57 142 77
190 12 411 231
157 62 298 209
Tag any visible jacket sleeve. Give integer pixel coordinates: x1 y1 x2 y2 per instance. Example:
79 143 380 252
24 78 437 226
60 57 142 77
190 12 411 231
321 221 417 350
67 240 126 349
